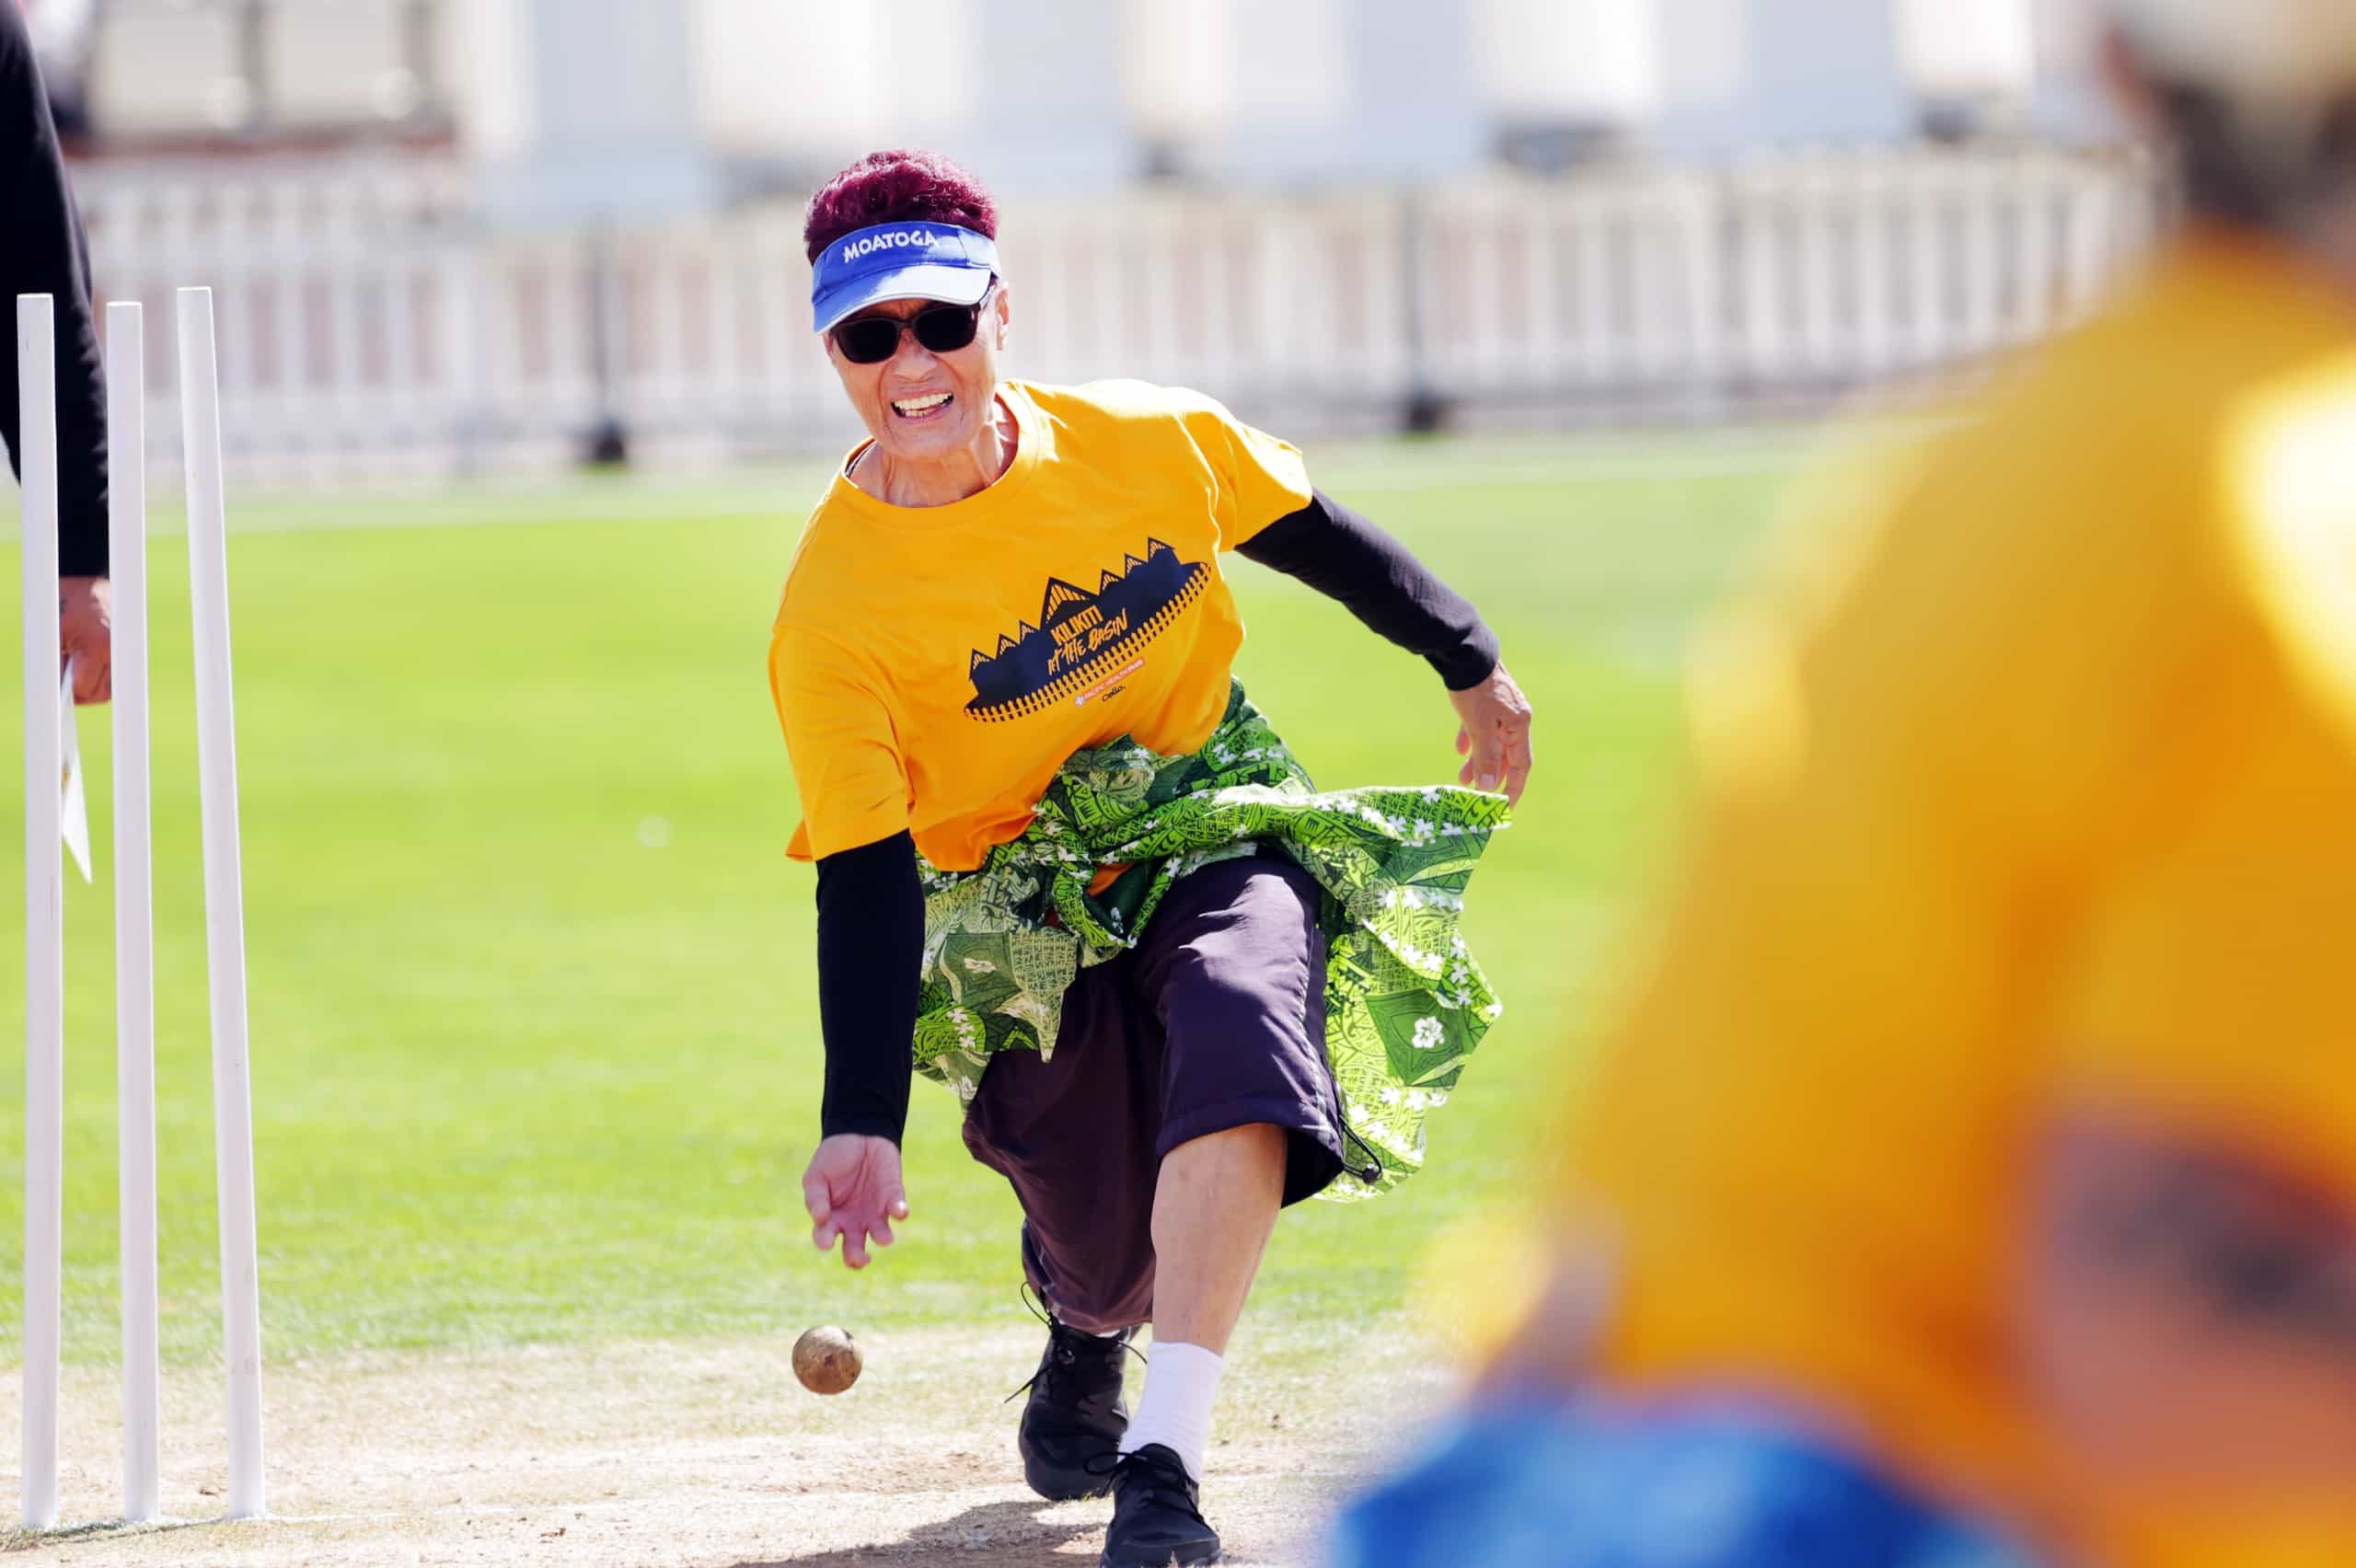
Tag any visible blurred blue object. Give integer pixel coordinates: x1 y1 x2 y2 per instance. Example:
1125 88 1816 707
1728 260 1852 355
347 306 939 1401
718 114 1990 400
1329 1400 2046 1568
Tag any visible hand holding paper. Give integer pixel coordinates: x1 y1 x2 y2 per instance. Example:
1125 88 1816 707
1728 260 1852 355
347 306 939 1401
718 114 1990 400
60 658 90 883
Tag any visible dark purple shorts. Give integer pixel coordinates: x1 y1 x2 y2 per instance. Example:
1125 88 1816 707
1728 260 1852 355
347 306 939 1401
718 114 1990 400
960 852 1347 1334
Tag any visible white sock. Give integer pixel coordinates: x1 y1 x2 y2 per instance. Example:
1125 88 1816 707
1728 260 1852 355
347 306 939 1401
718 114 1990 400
1119 1340 1225 1483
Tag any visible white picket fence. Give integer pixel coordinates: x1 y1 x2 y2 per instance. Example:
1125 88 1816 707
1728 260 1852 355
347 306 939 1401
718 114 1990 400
71 145 2166 481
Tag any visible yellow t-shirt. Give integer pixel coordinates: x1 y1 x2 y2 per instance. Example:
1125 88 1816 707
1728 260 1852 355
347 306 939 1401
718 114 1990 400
1559 237 2356 1563
769 378 1311 867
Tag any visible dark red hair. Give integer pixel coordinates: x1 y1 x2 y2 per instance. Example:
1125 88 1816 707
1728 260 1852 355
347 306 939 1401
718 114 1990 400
803 149 999 263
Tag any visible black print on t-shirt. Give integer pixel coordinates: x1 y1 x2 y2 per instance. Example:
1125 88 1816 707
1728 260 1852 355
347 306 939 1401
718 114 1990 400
965 538 1208 722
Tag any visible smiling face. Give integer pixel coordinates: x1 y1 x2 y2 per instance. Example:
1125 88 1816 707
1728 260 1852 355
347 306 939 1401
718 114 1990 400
827 284 1012 471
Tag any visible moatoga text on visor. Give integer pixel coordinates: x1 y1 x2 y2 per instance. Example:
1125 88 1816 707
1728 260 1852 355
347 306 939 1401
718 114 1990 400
812 222 1000 333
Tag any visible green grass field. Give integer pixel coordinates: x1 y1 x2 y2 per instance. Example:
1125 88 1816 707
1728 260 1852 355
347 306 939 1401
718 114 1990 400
0 432 1806 1369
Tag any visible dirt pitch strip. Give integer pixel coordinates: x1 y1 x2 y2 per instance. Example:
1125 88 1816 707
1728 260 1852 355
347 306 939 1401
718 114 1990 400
1 1322 1450 1565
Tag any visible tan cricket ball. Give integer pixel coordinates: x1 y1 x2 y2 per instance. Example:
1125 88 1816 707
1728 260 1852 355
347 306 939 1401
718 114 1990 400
793 1325 862 1395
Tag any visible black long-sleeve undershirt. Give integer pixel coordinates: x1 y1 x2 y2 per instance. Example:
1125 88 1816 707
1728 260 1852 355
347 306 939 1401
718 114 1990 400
1235 490 1499 690
815 831 924 1141
809 490 1498 1143
1 5 107 577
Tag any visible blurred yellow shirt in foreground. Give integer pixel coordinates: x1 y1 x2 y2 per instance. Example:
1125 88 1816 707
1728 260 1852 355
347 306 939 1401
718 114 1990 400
1564 236 2356 1566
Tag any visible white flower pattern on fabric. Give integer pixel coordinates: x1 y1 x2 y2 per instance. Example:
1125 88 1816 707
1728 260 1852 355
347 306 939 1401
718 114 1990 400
1412 1016 1446 1051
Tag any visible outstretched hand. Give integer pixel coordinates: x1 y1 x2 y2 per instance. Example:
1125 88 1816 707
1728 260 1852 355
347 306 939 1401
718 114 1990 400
1449 661 1533 805
801 1133 908 1270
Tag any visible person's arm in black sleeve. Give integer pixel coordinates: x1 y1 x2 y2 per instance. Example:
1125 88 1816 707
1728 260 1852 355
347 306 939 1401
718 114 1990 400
1236 489 1499 689
2 4 112 705
802 829 920 1270
814 830 923 1144
2 5 106 573
1240 487 1534 803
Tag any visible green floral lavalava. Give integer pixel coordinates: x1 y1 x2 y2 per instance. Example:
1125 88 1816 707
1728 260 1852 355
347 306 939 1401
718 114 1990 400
913 684 1508 1201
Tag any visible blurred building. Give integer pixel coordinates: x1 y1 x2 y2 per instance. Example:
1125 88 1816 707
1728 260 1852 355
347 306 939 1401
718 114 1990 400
52 0 2117 203
24 0 2154 478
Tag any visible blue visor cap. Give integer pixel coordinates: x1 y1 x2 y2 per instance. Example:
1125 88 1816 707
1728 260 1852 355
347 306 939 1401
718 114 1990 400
811 222 1000 333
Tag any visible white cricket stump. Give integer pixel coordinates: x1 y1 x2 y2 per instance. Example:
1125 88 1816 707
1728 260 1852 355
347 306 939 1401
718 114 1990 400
19 294 65 1534
179 285 268 1522
110 300 162 1525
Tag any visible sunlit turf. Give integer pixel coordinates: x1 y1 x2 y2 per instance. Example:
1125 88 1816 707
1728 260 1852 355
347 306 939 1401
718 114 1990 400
0 430 1808 1366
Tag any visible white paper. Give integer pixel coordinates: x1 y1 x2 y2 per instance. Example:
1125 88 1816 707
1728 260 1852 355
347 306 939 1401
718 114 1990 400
59 661 90 884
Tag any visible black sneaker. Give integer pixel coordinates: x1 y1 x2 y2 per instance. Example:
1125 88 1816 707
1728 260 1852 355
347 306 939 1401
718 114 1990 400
1096 1443 1220 1567
1012 1307 1134 1501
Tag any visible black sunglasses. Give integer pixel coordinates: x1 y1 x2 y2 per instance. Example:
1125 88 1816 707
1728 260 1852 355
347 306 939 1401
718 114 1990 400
829 284 997 365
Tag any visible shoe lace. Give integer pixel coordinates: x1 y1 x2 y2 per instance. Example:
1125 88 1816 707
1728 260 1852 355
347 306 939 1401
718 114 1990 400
1085 1445 1204 1518
1000 1282 1143 1406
